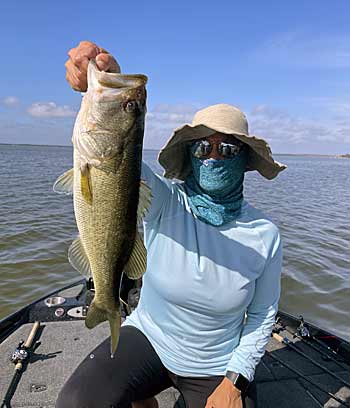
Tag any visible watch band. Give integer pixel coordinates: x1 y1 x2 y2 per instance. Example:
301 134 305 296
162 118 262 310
225 371 250 393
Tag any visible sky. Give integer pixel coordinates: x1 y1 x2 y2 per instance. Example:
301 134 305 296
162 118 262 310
1 1 350 154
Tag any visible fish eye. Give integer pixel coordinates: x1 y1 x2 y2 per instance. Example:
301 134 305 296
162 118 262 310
124 100 137 113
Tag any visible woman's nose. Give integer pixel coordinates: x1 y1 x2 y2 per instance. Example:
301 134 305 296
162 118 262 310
208 144 223 160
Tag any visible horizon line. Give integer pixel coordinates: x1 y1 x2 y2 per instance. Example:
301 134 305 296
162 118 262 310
0 142 347 157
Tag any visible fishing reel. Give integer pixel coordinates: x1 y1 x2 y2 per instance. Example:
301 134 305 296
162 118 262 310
10 341 29 365
296 315 311 338
272 316 285 334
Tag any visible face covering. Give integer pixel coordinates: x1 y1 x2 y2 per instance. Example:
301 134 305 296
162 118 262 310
184 149 248 226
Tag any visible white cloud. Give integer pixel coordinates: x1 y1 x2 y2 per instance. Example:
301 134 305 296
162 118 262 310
307 97 350 117
253 31 350 69
27 102 76 118
144 103 200 149
143 101 350 152
250 105 288 121
1 96 20 107
248 104 350 152
2 100 349 154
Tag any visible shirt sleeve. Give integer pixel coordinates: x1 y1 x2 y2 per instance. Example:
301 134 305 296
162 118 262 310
141 161 173 222
225 227 283 382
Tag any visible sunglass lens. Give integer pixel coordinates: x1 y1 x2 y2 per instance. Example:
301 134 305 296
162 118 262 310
219 143 241 158
191 141 211 158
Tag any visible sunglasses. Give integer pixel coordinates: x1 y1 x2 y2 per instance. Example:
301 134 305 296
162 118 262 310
190 139 245 159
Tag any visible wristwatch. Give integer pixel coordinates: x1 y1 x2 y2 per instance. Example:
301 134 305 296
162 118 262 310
225 371 250 393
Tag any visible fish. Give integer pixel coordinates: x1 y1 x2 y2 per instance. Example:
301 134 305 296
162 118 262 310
54 60 150 356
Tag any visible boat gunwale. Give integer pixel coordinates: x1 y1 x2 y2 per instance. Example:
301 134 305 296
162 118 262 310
0 278 85 343
0 279 349 351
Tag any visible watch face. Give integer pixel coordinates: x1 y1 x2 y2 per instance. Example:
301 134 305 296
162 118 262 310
225 371 250 392
235 374 250 392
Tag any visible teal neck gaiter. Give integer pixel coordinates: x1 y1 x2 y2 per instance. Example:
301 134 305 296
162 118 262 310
184 150 248 226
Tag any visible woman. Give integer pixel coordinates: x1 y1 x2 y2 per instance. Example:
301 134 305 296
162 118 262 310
57 41 286 408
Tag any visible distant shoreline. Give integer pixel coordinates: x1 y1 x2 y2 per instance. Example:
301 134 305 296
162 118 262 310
0 142 349 157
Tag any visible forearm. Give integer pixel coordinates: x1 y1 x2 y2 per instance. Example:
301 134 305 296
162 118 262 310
226 300 278 381
227 228 282 381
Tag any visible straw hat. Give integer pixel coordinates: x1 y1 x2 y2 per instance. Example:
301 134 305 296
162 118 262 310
158 104 287 180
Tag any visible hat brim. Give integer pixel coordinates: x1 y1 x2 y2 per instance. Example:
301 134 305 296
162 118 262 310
158 123 287 181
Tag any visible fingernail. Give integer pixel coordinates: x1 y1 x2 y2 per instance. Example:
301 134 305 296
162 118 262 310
97 60 107 71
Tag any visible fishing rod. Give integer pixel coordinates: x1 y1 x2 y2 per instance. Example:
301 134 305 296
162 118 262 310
272 332 350 389
297 381 325 408
260 358 324 407
1 321 40 408
297 315 346 361
275 317 350 371
268 351 350 407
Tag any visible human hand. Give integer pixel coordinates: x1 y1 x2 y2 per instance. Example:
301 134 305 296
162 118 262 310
65 40 120 91
205 378 243 408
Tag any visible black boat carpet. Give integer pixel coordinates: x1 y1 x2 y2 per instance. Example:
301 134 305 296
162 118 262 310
0 321 349 407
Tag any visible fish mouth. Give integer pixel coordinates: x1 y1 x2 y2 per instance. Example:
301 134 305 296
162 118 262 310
88 60 148 91
98 75 148 89
73 60 147 166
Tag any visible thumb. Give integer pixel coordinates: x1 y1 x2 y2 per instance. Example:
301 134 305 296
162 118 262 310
96 51 120 73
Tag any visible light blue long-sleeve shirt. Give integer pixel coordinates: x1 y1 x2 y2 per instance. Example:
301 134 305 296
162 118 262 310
123 162 282 382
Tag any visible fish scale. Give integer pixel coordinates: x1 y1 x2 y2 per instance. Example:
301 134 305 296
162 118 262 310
74 152 139 297
54 60 150 356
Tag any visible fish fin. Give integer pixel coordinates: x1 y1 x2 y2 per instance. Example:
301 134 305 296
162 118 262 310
124 232 147 280
137 180 152 223
85 300 108 328
68 237 92 277
109 310 121 357
53 168 74 195
80 167 93 204
85 301 121 357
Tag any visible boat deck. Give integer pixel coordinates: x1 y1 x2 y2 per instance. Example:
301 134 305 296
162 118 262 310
1 284 350 407
1 321 350 407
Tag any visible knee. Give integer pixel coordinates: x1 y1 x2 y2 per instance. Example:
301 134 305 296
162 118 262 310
56 378 100 408
56 378 131 408
56 380 85 408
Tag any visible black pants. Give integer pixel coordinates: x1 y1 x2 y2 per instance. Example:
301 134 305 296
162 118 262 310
56 326 257 408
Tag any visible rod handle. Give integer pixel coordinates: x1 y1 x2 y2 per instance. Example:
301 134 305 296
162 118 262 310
15 321 40 371
272 332 284 343
24 321 40 348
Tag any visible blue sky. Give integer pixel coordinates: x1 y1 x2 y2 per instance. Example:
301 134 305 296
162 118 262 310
1 1 350 154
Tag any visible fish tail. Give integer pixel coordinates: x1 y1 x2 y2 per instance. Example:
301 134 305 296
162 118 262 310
85 300 121 357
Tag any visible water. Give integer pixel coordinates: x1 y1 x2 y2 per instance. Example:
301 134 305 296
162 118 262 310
0 144 349 341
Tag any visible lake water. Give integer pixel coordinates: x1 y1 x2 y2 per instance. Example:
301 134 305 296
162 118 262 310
0 144 349 341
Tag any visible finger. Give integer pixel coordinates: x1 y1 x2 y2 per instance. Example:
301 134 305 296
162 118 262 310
66 71 78 91
96 53 120 73
65 61 88 92
68 47 78 61
67 47 95 80
78 40 100 58
66 71 84 92
65 59 87 85
75 56 90 79
71 41 100 67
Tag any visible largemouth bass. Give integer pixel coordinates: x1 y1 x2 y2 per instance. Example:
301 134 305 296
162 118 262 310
54 60 150 356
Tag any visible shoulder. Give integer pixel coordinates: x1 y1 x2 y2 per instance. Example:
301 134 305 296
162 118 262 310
238 201 281 256
239 201 279 229
142 161 181 195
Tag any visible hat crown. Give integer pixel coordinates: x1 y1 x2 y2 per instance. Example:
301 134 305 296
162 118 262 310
192 104 249 136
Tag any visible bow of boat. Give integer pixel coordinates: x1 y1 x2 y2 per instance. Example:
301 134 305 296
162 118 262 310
1 280 349 407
